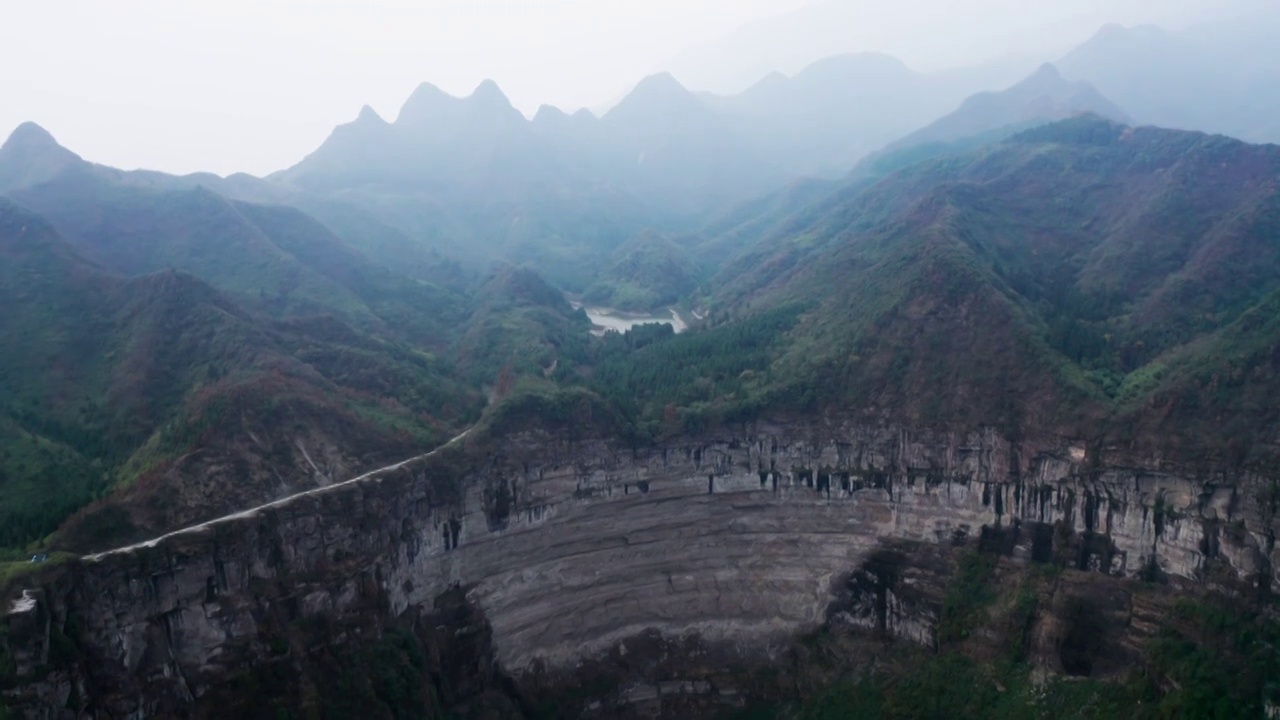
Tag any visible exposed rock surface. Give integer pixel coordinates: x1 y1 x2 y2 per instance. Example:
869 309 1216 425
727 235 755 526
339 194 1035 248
4 420 1278 716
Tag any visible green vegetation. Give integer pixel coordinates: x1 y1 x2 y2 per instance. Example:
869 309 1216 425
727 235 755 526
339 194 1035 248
775 652 1145 720
0 552 75 597
938 552 998 643
476 378 627 441
8 113 1280 554
583 304 806 438
671 116 1280 454
0 419 105 546
1146 598 1280 718
856 122 1042 181
454 265 591 387
12 169 472 351
318 629 432 720
722 569 1280 720
727 557 1280 720
0 199 482 551
582 230 701 311
471 118 1280 462
4 113 1280 719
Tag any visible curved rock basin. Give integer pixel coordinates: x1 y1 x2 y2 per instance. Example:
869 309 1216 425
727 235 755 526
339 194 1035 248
9 422 1269 716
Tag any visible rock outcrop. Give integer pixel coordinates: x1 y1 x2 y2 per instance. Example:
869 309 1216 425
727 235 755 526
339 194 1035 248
4 419 1277 716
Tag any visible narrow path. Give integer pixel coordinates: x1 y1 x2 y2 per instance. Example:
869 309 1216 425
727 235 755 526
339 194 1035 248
82 429 472 562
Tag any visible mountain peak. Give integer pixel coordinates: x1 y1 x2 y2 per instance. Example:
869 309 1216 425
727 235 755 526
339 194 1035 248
607 72 699 122
533 104 569 124
870 61 1130 163
4 122 61 151
355 104 386 125
1095 22 1126 37
0 122 84 193
470 79 511 107
396 82 456 125
1009 63 1070 96
407 81 448 101
1031 62 1062 81
631 72 688 97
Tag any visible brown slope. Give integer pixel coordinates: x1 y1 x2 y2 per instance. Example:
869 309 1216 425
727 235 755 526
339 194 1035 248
704 117 1280 457
0 199 480 551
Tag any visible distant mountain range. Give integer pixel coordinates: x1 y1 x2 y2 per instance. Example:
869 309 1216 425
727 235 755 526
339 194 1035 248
855 63 1130 178
882 64 1129 151
0 194 482 548
1056 19 1280 145
656 0 1274 95
0 125 592 550
7 16 1275 302
5 51 1261 552
709 52 1010 176
5 12 1280 717
253 51 1120 291
1 123 467 348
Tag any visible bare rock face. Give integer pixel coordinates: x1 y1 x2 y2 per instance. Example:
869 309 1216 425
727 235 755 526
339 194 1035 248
4 420 1278 716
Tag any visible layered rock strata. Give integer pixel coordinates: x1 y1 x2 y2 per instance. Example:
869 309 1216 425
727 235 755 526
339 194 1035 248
4 421 1277 715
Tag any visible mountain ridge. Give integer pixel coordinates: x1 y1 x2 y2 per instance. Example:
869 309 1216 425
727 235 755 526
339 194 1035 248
0 121 86 193
0 196 482 549
854 63 1130 178
656 117 1280 462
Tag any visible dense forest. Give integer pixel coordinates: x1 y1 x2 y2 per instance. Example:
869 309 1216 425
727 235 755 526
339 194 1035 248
4 18 1280 712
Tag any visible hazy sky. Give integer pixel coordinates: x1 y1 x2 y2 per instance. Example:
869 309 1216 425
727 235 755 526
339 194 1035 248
663 0 1271 93
0 0 1267 177
1 0 808 176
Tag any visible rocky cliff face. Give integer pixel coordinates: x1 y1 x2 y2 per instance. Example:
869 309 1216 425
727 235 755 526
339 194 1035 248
4 420 1278 717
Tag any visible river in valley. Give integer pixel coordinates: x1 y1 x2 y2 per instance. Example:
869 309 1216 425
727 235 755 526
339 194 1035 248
570 301 689 336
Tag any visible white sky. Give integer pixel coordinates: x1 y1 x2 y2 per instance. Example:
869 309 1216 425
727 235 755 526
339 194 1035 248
0 0 1267 177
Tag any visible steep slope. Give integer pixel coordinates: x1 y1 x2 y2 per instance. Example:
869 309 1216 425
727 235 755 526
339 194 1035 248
229 202 468 345
454 265 591 388
8 118 1280 720
0 124 468 349
859 64 1129 177
0 197 119 546
582 230 700 312
684 176 845 273
1125 286 1280 465
1057 20 1280 144
279 81 541 192
0 122 83 193
260 63 1032 289
649 117 1280 461
716 53 983 176
271 83 663 289
593 73 777 212
0 198 481 550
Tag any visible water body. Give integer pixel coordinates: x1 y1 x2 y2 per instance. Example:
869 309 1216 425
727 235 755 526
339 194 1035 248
571 302 688 336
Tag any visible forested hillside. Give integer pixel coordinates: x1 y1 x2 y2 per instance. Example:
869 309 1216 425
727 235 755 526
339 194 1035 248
4 7 1280 716
0 197 483 550
6 113 1280 551
571 117 1280 464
